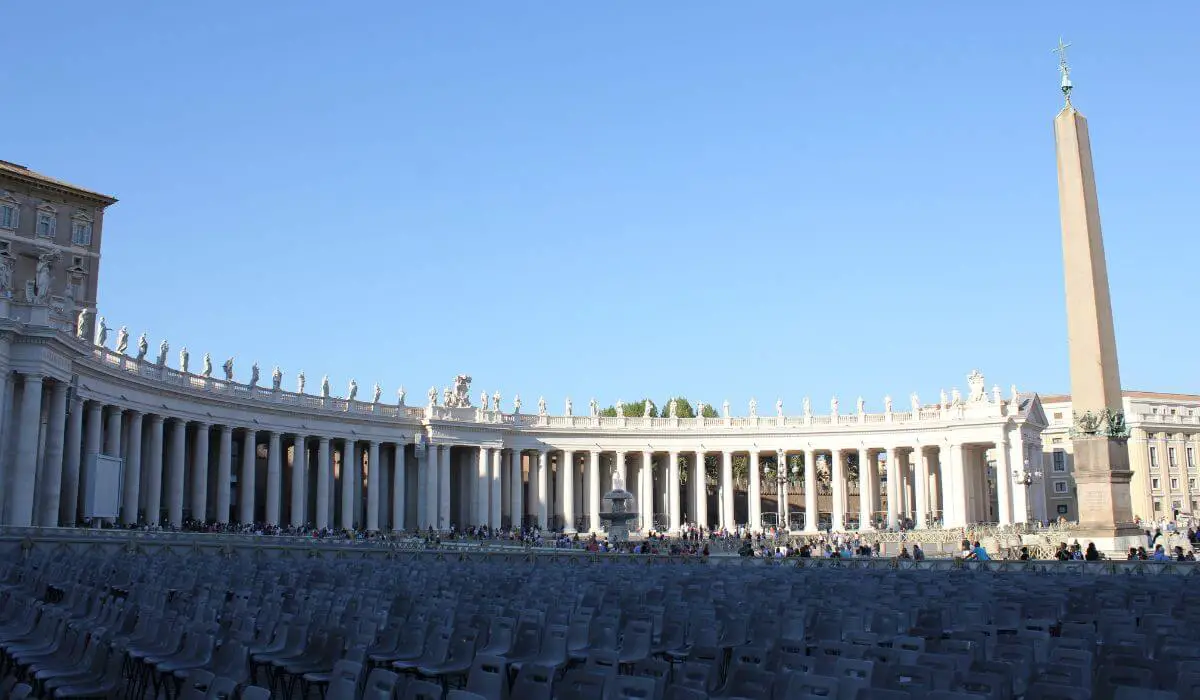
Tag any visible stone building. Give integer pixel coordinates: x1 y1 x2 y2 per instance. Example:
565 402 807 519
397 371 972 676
1040 392 1200 524
0 160 117 338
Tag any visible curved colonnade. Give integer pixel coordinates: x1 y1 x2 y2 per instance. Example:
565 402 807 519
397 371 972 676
0 302 1048 533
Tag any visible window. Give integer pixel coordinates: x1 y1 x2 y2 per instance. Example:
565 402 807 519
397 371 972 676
1188 447 1195 469
0 203 16 230
1150 446 1158 468
1190 478 1196 490
1053 481 1068 494
35 205 56 239
1169 447 1177 468
1053 412 1063 420
1154 501 1162 512
70 256 84 270
1170 478 1178 490
1152 478 1161 490
1057 505 1069 515
1052 451 1066 472
70 212 93 246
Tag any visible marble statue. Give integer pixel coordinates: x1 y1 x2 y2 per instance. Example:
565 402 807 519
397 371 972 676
179 347 189 374
910 393 921 413
722 400 730 419
449 374 473 407
803 397 811 416
96 317 108 347
612 469 626 492
776 399 784 418
441 387 451 405
156 339 169 366
668 400 677 419
748 398 757 417
222 357 234 381
513 394 521 413
76 309 90 339
616 400 625 416
565 397 573 416
249 363 260 388
493 391 500 411
136 333 148 361
589 398 598 417
373 383 382 404
537 396 547 416
856 397 865 414
427 386 438 406
967 369 986 403
321 375 331 398
951 388 962 405
831 396 839 415
398 386 406 406
939 389 948 408
33 250 60 303
298 371 306 394
116 326 129 354
992 385 1002 404
0 256 13 296
347 379 358 402
202 353 213 378
884 395 893 413
272 366 282 391
1010 384 1019 408
643 400 653 417
480 391 489 410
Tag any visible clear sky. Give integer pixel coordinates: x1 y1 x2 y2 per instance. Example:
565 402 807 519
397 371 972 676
5 3 1198 412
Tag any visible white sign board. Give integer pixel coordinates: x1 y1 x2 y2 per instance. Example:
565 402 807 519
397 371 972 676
83 454 124 519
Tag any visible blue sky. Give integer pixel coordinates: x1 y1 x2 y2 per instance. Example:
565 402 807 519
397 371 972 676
6 3 1198 411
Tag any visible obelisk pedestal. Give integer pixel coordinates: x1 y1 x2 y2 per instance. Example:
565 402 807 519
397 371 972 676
1054 94 1142 554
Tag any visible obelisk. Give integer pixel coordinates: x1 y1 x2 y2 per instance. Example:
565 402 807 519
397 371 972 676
1052 40 1140 550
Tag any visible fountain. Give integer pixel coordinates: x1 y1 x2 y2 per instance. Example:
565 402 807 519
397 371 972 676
600 470 639 542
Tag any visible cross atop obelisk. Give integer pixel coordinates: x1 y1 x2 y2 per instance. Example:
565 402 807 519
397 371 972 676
1052 41 1139 548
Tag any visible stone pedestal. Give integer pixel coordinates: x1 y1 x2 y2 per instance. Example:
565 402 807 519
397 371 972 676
1071 435 1142 553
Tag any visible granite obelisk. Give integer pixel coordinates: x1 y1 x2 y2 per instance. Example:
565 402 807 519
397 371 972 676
1052 40 1139 549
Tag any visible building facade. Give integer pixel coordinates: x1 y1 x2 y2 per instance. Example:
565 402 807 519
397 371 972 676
0 161 117 339
1040 392 1200 524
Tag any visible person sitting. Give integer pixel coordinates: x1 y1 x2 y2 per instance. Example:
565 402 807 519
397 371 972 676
1019 546 1031 561
912 543 925 561
897 546 912 560
965 540 990 561
1084 542 1101 561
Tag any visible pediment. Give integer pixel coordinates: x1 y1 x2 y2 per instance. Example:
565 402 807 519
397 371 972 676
1022 393 1049 429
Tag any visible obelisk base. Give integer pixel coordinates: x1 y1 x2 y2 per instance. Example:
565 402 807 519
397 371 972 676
1071 435 1143 555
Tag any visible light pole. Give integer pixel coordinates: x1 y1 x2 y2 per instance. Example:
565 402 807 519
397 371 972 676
1013 459 1043 526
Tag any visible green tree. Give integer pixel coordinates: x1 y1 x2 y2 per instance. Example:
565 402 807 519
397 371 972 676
659 396 719 419
598 399 658 418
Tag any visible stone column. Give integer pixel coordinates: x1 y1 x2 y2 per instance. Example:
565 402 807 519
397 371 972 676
720 451 734 530
340 440 356 530
1008 433 1028 524
476 446 490 528
509 450 522 530
167 419 186 527
831 450 846 531
915 447 930 529
315 436 331 530
121 411 143 525
803 449 818 532
426 445 440 529
11 374 44 526
190 423 210 522
668 451 681 532
290 435 307 528
641 451 654 533
145 416 164 526
60 396 84 526
214 425 232 524
416 444 428 528
240 429 256 524
490 447 502 531
104 405 123 457
38 381 69 527
944 443 966 528
265 432 282 525
366 441 381 531
392 443 407 531
858 447 872 531
587 451 601 532
748 451 761 532
561 450 575 532
438 445 451 530
995 435 1013 526
778 451 789 531
1127 428 1152 521
536 450 549 529
693 451 707 528
886 447 899 530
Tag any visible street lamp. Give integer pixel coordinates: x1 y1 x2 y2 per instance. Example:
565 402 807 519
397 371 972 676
1013 459 1043 526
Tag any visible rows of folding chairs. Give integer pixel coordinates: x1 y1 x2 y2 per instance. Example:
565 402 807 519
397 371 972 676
0 547 1196 699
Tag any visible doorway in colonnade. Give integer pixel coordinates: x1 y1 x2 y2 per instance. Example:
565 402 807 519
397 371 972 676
962 443 1001 525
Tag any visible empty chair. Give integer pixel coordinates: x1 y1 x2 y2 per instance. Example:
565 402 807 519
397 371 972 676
464 654 510 700
239 686 272 700
605 675 657 700
511 663 555 700
363 668 401 700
